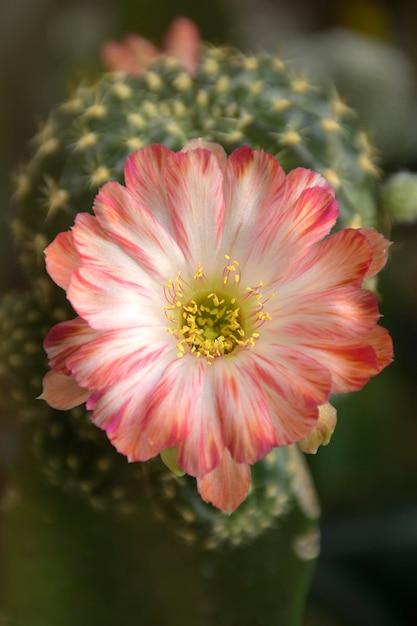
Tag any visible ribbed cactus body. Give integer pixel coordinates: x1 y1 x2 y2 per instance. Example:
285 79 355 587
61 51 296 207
4 44 384 545
13 46 383 278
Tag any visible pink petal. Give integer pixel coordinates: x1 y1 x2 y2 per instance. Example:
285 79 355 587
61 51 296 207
213 359 277 464
45 230 81 290
197 450 251 513
221 147 286 254
283 167 335 203
39 370 89 410
163 17 201 74
269 286 380 344
101 34 160 74
262 386 319 446
181 139 227 172
273 228 374 291
176 368 224 477
67 266 161 331
124 145 174 234
67 326 171 390
249 344 332 410
302 342 379 392
110 428 159 462
87 352 174 459
222 156 338 283
363 325 394 371
93 181 185 281
260 185 338 276
163 148 225 266
139 357 208 451
44 317 97 374
72 212 159 292
246 346 330 445
358 227 392 278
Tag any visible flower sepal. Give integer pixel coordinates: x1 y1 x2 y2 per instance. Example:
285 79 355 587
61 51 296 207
160 446 185 477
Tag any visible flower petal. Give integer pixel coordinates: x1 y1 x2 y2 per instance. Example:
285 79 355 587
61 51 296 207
67 326 171 390
176 368 224 477
45 230 81 290
124 145 174 234
261 385 319 446
213 358 277 464
221 147 286 254
163 148 225 266
246 345 330 445
93 180 185 280
283 167 335 203
260 185 338 278
44 317 97 374
223 161 337 284
269 285 380 344
39 370 89 410
163 17 201 74
358 227 391 278
181 138 227 171
87 352 174 460
67 266 161 331
139 357 207 451
249 344 332 410
101 34 160 74
363 324 394 371
301 342 379 392
197 450 251 514
272 228 374 292
72 212 159 292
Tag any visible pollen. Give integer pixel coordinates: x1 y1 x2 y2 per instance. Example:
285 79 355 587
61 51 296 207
165 260 273 362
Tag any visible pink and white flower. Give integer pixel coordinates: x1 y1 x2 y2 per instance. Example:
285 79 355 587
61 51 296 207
40 139 393 513
101 17 201 75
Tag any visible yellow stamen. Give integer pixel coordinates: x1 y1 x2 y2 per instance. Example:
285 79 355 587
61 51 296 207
164 261 273 362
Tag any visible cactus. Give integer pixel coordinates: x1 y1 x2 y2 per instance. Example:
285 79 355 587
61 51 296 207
4 42 387 548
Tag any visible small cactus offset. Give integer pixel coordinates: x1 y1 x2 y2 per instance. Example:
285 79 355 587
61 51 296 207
4 37 389 549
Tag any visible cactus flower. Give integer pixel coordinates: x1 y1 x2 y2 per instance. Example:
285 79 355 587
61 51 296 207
101 16 201 75
39 139 392 513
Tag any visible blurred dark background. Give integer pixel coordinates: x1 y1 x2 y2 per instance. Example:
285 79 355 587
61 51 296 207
1 1 417 624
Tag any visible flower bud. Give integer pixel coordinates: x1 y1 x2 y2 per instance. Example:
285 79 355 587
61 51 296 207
382 171 417 222
299 403 337 454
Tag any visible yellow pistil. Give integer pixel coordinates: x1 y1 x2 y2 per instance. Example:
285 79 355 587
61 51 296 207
165 259 274 362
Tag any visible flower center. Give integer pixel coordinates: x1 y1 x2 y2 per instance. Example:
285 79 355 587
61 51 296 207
165 258 274 363
179 290 248 359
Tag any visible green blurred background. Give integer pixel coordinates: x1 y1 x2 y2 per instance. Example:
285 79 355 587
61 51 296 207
1 1 417 624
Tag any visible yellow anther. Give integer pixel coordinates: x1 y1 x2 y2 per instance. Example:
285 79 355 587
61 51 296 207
165 261 272 361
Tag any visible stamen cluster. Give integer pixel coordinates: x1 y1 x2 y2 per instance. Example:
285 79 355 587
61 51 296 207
164 259 272 362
